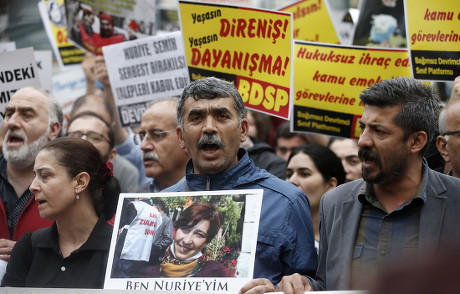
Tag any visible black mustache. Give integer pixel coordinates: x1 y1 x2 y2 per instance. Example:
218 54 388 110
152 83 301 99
197 133 224 149
358 147 380 164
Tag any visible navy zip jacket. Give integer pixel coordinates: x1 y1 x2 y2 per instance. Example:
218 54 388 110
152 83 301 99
164 149 318 284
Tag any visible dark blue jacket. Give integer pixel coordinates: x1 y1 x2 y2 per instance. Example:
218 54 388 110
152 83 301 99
164 149 317 284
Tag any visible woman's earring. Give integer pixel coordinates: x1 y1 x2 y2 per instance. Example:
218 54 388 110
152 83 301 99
76 194 80 200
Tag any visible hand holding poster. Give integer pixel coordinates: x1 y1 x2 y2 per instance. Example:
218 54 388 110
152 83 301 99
293 41 411 139
179 1 294 119
0 48 41 125
404 0 460 81
102 31 189 127
104 190 263 292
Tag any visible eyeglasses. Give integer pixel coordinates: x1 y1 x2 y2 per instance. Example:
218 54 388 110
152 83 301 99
134 129 175 145
67 131 109 143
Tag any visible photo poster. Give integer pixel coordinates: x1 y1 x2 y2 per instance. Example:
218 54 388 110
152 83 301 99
404 0 460 81
104 189 263 292
179 0 294 120
102 31 189 127
38 0 86 70
64 0 156 56
293 41 411 139
0 48 41 125
351 0 406 49
279 0 340 44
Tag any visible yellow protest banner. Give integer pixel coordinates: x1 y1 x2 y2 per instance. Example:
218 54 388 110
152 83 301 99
294 41 411 139
280 0 339 43
179 1 293 119
405 0 460 81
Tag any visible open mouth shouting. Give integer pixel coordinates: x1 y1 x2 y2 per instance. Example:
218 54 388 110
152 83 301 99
197 134 224 157
6 130 27 148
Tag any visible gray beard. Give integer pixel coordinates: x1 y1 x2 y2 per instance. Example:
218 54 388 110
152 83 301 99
2 127 50 169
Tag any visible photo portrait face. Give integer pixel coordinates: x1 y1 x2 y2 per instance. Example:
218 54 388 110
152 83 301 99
174 219 210 260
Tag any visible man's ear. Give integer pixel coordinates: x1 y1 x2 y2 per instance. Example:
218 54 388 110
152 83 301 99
409 131 428 154
48 122 61 141
240 118 249 143
326 177 338 191
177 126 186 150
436 135 450 163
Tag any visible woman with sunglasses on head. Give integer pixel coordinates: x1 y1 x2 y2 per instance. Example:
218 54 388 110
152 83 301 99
2 137 120 288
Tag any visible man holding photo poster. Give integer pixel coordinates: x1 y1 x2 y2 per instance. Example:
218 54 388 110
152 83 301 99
164 77 317 286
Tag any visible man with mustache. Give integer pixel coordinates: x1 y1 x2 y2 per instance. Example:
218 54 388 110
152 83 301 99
0 87 62 266
271 77 460 293
436 99 460 178
136 98 189 193
164 77 317 288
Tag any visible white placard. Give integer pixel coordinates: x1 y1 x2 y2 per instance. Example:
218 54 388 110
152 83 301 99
102 31 190 127
0 48 41 125
104 189 263 292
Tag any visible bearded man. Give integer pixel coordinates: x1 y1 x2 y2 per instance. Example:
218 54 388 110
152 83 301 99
0 87 62 265
254 77 460 294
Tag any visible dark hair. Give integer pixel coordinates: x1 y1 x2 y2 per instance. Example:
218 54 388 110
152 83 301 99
177 77 245 129
41 137 120 220
153 199 167 213
174 202 223 243
67 110 115 149
248 110 272 143
288 144 346 186
275 121 309 142
70 94 115 123
359 77 440 155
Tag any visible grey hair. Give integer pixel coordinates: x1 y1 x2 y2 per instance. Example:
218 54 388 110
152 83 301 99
438 106 447 135
177 77 246 129
26 87 63 136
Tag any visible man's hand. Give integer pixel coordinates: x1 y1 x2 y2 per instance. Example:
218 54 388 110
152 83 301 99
0 239 16 261
239 278 275 294
95 56 110 88
276 273 313 294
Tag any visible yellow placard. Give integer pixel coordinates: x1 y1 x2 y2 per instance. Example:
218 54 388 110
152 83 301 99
294 41 412 138
45 0 85 66
405 0 460 81
280 0 339 43
179 1 293 119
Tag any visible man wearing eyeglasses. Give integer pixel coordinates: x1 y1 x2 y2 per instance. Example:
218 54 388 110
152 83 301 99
67 111 116 163
437 99 460 178
135 98 189 193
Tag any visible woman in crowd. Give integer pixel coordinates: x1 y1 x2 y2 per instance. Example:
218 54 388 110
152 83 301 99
148 201 228 277
2 137 119 288
286 144 345 251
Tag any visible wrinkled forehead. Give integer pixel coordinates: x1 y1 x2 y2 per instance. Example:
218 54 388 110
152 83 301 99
9 88 50 114
141 102 178 129
184 96 235 113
